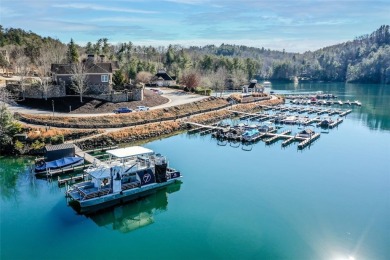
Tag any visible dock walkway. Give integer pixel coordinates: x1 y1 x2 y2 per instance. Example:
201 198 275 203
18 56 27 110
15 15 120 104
184 121 226 131
75 145 102 164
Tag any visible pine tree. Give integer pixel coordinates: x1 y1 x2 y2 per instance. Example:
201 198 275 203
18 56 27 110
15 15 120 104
113 70 125 86
67 38 79 63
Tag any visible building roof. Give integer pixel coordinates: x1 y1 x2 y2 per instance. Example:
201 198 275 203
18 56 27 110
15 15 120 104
248 82 257 88
300 129 314 134
152 70 174 81
51 62 115 75
45 143 75 151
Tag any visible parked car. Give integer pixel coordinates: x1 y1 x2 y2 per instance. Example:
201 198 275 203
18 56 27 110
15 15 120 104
136 106 149 111
113 107 132 114
151 89 163 95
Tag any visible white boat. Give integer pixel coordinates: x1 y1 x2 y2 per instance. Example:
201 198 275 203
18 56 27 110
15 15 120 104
294 76 299 84
66 146 181 213
263 81 271 87
241 129 261 142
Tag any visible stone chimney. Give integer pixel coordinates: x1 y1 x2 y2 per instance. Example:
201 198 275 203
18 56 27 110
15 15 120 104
99 55 105 62
87 54 95 63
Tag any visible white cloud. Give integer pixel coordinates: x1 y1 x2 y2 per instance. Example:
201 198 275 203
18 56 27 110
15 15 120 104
0 6 22 18
165 0 209 5
52 3 158 14
88 17 174 25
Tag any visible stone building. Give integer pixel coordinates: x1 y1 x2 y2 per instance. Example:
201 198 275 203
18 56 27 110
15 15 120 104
51 54 119 95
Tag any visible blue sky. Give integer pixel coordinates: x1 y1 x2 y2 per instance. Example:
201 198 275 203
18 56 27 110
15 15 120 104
1 0 389 53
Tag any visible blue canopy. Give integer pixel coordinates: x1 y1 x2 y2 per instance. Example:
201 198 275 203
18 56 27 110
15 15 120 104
242 129 259 137
35 157 84 172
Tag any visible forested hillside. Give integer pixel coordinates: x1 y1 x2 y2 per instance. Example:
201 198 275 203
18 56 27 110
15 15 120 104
0 25 389 86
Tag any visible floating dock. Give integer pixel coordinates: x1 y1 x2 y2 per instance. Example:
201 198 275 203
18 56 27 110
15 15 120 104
57 173 86 186
329 118 344 128
264 130 293 144
298 133 321 149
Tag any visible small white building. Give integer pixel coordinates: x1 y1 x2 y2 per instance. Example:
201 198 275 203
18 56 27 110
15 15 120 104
242 80 264 93
150 69 176 87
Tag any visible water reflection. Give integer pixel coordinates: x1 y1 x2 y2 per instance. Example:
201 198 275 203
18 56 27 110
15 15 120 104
86 183 181 233
0 156 32 200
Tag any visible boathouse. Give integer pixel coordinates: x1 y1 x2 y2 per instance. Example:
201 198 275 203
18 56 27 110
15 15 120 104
45 143 76 161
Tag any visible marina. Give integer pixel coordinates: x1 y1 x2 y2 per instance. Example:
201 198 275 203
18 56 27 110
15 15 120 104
1 82 388 260
185 99 360 149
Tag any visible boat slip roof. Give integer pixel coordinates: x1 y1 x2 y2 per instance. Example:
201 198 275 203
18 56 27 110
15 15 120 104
106 146 153 158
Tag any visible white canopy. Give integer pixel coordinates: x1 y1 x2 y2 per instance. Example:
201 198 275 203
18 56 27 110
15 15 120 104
106 146 154 158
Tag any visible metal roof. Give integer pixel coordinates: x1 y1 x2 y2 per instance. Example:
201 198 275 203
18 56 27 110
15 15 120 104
45 143 75 151
106 146 154 158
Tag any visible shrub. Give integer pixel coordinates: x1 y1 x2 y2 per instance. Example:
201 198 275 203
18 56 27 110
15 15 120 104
31 140 45 150
51 134 64 145
194 87 212 96
14 140 25 152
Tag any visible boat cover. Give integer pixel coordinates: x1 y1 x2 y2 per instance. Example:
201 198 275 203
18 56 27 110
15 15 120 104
243 129 259 137
35 157 84 172
106 146 153 158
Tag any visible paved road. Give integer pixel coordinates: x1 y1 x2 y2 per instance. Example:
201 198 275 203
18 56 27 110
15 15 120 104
6 88 208 117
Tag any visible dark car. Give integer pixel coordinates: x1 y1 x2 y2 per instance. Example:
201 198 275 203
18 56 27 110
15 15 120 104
113 107 132 114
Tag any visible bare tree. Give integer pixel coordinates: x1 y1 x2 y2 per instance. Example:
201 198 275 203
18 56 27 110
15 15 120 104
0 87 14 105
231 69 248 90
14 55 30 100
200 75 212 89
209 67 228 97
49 41 67 64
70 62 89 103
181 70 201 91
136 71 152 86
37 44 53 100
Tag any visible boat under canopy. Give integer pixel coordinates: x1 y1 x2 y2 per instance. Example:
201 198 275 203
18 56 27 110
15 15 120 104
35 156 84 173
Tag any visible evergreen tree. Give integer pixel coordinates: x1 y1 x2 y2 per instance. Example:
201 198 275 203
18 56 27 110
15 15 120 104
165 45 175 69
0 102 22 153
112 70 125 86
67 38 79 63
85 42 94 54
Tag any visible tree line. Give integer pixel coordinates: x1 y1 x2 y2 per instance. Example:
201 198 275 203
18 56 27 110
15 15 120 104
1 25 389 95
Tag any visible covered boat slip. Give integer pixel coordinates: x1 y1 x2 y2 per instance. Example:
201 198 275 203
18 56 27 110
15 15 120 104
35 156 84 173
86 154 166 180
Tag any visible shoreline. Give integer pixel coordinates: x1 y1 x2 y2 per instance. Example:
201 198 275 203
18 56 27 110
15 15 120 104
2 96 284 156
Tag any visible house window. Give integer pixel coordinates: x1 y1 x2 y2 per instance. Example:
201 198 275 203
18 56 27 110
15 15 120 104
101 74 109 82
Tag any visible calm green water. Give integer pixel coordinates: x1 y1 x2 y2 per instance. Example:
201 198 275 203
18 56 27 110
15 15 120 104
1 83 389 260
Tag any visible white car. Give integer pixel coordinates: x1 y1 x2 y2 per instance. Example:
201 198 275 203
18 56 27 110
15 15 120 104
136 106 149 111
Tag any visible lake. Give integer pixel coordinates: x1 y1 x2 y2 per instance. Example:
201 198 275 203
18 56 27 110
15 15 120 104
1 83 389 260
